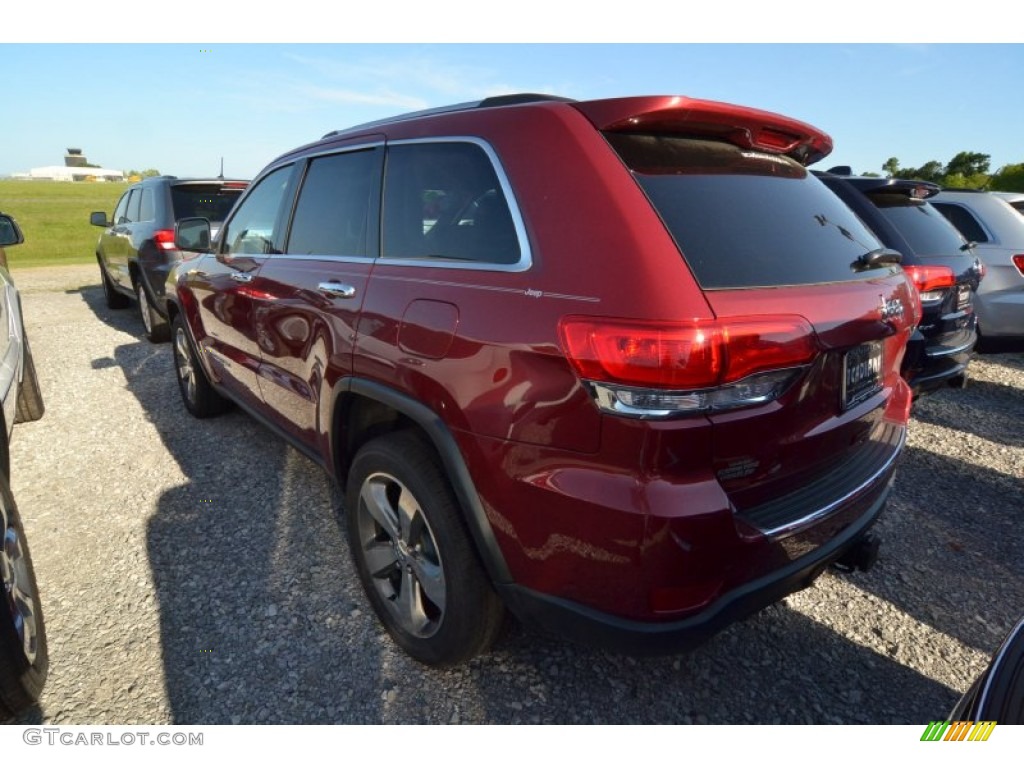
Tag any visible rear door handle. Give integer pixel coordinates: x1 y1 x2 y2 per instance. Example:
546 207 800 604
318 281 356 299
231 273 253 283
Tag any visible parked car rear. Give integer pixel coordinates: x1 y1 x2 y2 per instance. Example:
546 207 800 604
91 175 248 342
932 189 1024 346
816 171 981 395
167 94 918 664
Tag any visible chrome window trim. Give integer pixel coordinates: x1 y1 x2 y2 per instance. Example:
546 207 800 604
379 136 533 273
264 253 377 265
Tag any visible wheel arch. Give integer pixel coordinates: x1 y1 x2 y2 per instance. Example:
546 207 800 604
329 378 513 586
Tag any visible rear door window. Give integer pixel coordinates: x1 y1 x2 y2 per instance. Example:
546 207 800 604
139 188 155 222
606 134 887 289
286 148 382 258
125 189 142 223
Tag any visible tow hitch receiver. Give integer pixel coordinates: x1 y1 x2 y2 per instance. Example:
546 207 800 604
833 533 881 572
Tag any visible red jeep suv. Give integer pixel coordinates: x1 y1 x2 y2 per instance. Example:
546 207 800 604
167 94 918 665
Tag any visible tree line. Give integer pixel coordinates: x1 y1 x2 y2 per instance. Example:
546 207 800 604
124 169 161 182
866 152 1024 192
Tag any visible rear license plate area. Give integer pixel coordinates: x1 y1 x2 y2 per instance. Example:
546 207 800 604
842 341 883 410
957 284 972 310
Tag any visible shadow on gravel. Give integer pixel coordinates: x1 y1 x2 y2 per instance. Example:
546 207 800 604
75 281 150 341
3 703 43 725
911 377 1024 447
460 602 960 724
113 338 392 724
843 443 1023 656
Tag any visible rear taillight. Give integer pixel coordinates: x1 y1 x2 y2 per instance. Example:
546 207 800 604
154 229 177 251
559 316 817 418
1013 255 1024 277
904 265 955 302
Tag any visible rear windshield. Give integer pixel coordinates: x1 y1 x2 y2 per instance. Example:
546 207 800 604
171 185 245 223
867 193 967 257
606 134 887 289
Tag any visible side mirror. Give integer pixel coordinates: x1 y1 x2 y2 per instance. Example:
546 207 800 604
90 211 111 227
175 218 212 252
0 213 25 247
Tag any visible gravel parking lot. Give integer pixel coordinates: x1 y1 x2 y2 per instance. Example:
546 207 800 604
4 263 1022 725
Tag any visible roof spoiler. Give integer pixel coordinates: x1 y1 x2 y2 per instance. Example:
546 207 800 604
572 96 833 166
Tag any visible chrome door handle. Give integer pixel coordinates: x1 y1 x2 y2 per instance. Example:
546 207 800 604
318 281 356 299
231 273 253 283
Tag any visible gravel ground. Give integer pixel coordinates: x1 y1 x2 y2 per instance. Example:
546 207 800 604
4 263 1022 725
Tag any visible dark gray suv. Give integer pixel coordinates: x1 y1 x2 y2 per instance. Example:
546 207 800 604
90 176 248 341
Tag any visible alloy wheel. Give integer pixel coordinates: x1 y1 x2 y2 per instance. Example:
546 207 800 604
175 326 197 404
138 285 153 335
355 472 446 639
1 494 39 665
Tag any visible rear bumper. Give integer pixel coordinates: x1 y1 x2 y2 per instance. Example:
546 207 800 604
903 322 976 395
498 479 892 654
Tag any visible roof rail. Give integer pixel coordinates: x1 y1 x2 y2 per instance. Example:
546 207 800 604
322 93 573 139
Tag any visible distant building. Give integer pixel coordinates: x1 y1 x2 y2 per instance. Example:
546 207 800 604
11 148 125 182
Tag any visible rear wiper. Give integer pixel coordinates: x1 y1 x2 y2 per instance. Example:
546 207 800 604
960 241 977 252
854 248 902 271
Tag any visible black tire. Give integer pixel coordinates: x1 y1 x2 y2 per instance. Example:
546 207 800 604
171 313 229 418
137 281 170 343
98 259 130 309
345 432 504 666
14 335 44 424
0 470 48 718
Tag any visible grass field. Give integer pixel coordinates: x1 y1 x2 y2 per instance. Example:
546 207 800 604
0 179 129 269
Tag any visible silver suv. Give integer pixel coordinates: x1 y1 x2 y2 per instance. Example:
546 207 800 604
932 190 1024 344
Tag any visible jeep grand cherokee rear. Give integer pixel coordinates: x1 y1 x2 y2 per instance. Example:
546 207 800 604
168 94 917 664
816 172 981 395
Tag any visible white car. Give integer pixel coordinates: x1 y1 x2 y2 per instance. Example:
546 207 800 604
932 190 1024 344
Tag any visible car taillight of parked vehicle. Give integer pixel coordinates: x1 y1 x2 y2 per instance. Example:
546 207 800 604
1013 255 1024 277
559 315 818 417
153 229 177 252
903 264 956 303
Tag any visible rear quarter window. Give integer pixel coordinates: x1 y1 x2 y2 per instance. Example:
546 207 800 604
932 203 989 243
381 141 522 266
606 134 888 289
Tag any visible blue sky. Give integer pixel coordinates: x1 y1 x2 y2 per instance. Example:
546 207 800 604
2 43 1022 180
